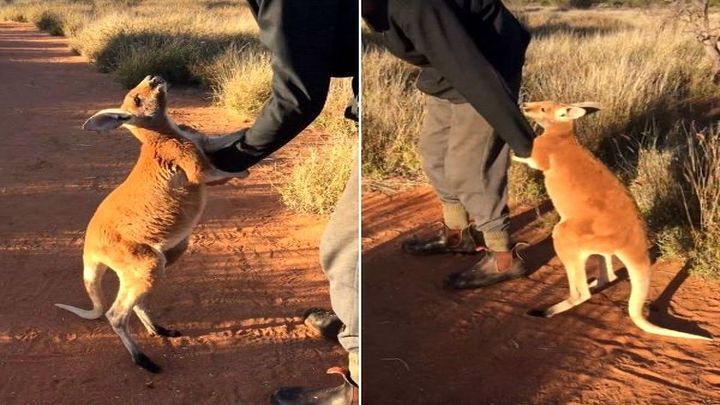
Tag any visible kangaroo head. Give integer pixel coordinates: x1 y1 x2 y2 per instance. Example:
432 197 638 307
82 75 169 132
522 101 602 129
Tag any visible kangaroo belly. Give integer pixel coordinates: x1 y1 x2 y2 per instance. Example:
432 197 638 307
86 170 207 251
544 164 646 247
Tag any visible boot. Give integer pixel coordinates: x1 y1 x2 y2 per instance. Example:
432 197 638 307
402 224 484 255
303 308 344 341
444 243 529 289
270 367 358 405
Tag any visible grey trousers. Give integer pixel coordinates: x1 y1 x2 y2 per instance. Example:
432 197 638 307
319 161 359 354
418 96 512 251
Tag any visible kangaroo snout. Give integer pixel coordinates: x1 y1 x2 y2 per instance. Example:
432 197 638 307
146 75 166 89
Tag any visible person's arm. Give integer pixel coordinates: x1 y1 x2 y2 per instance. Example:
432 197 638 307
397 0 535 157
209 0 341 172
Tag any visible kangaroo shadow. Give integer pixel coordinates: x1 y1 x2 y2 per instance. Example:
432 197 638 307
647 262 713 339
588 260 712 339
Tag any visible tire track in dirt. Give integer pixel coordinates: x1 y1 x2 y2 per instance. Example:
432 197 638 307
0 22 342 404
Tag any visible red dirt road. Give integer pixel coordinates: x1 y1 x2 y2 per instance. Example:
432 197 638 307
362 187 720 404
0 23 343 404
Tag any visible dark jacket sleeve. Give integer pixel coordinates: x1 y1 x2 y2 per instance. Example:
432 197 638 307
225 0 340 169
397 0 535 157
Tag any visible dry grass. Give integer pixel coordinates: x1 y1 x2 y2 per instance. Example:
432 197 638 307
278 134 357 216
275 78 357 215
207 46 273 117
0 0 355 216
362 7 720 276
0 1 259 86
362 47 423 179
683 125 720 277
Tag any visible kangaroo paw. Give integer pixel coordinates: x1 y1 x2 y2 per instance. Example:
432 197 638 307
133 352 162 374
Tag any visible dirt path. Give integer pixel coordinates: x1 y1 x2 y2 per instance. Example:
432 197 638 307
362 186 720 404
0 22 343 404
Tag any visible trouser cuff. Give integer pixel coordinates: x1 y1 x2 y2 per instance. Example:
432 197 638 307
442 202 469 230
483 231 511 252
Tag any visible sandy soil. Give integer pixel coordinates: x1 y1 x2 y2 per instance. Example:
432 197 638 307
0 22 344 404
362 186 720 404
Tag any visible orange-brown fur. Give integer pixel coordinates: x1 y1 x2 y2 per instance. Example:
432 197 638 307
56 76 248 373
516 101 710 340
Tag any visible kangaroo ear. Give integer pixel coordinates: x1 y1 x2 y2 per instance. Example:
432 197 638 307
82 108 132 132
556 106 587 120
571 101 602 116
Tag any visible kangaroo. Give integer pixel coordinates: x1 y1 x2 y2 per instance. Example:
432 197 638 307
55 75 249 372
514 100 711 341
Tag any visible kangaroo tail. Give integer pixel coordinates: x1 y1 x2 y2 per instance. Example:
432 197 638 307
625 255 712 341
55 261 107 320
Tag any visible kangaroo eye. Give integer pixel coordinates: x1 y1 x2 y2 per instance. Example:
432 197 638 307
541 107 545 112
134 95 143 107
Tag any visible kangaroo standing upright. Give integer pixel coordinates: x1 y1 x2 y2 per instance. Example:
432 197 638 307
515 100 711 341
55 76 248 372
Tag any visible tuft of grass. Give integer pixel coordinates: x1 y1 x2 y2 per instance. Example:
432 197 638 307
688 233 720 279
508 162 546 205
208 46 272 118
654 226 693 259
315 78 357 139
35 10 64 35
70 12 260 87
278 135 356 216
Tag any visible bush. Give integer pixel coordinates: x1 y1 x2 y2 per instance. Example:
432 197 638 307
115 45 200 87
35 10 66 36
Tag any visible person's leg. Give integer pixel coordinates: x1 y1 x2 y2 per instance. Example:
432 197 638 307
443 73 529 289
271 162 358 405
402 95 480 255
319 162 359 375
444 102 512 252
418 95 467 229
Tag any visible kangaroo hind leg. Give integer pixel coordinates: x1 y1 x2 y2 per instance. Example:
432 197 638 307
55 259 108 320
105 244 166 373
529 222 592 317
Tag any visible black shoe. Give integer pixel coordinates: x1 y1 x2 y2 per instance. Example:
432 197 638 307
303 308 344 341
444 243 529 289
270 367 357 405
402 225 483 255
